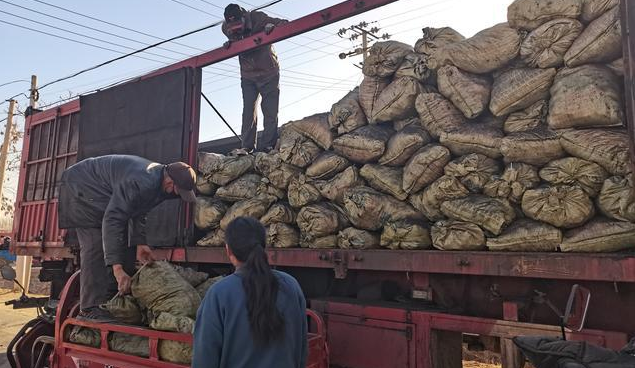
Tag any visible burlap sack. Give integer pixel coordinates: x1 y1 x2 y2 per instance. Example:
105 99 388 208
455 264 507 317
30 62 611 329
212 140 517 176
314 166 363 203
328 88 367 135
559 129 632 176
444 153 501 193
149 312 194 364
539 157 609 196
198 152 254 186
564 6 622 67
606 58 624 76
484 163 540 203
490 67 556 117
379 126 431 166
370 77 425 124
67 326 100 347
277 128 322 168
548 65 623 130
439 122 504 159
521 186 594 228
173 265 208 287
287 113 333 150
521 18 583 68
381 219 431 250
560 219 635 252
500 129 565 166
393 117 420 131
486 219 562 252
597 176 635 222
267 223 300 248
410 175 469 221
131 261 200 318
414 27 465 55
362 41 413 78
437 65 491 119
306 152 350 180
260 202 296 226
441 195 516 235
359 76 390 118
332 125 394 164
109 333 149 358
428 23 521 74
102 295 146 325
215 174 262 202
507 0 582 30
431 220 486 251
219 195 276 230
504 100 547 133
158 339 192 365
254 152 301 190
360 164 408 201
296 203 349 239
288 175 322 208
343 186 423 231
415 93 465 139
403 145 451 194
197 228 225 247
394 53 431 82
194 197 227 231
300 234 338 249
338 227 380 250
195 276 222 298
581 0 619 23
196 176 216 196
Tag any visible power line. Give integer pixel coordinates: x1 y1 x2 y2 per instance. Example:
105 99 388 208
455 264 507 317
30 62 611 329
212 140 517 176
0 80 29 88
165 0 223 18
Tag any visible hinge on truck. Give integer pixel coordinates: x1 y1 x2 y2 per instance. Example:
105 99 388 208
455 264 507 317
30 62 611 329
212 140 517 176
324 251 348 279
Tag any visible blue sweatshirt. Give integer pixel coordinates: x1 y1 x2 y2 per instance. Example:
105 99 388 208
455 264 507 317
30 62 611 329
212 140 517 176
192 270 307 368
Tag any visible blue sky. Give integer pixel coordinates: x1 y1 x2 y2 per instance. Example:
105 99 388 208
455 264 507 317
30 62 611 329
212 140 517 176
0 0 510 201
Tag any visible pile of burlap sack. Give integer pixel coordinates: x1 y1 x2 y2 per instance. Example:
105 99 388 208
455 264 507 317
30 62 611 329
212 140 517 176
67 262 220 364
195 0 635 253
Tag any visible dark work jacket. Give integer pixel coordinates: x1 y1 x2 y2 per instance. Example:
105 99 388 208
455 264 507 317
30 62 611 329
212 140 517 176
192 270 307 368
222 11 286 80
58 155 175 266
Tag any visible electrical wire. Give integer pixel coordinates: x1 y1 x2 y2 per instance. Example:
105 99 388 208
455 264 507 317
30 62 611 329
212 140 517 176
0 80 29 88
165 0 224 18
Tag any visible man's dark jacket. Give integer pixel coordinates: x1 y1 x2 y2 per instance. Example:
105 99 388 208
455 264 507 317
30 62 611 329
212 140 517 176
221 10 286 80
58 155 173 266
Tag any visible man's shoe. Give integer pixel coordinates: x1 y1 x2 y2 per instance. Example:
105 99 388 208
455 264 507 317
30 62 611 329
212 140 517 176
76 307 117 323
229 148 251 156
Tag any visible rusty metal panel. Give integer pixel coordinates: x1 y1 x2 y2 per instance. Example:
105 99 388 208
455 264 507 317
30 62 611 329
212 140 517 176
622 0 635 170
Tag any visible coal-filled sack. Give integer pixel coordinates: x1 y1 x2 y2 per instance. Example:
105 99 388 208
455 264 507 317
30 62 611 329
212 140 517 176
521 186 594 228
196 276 222 298
219 195 276 230
288 175 322 208
414 27 465 55
332 125 394 164
314 166 363 204
415 92 466 139
328 88 367 135
102 295 146 325
548 65 624 130
267 223 300 248
581 0 619 23
507 0 582 30
410 175 469 221
198 152 254 186
500 128 566 166
305 152 350 180
441 195 516 235
380 219 431 250
597 176 635 222
394 53 431 82
439 121 504 159
403 145 451 194
343 186 423 231
486 219 562 252
560 219 635 252
194 197 227 231
254 152 302 190
490 67 556 117
300 234 338 249
362 41 413 78
287 113 333 150
359 76 390 119
520 18 583 68
196 176 217 196
277 128 322 168
559 129 632 176
431 220 486 251
539 157 609 197
379 126 431 167
296 203 349 239
172 265 208 287
197 228 225 247
260 202 296 226
503 100 547 133
360 164 408 201
444 153 501 193
483 162 540 203
437 65 491 119
215 174 262 202
564 6 622 67
338 227 381 250
370 77 426 124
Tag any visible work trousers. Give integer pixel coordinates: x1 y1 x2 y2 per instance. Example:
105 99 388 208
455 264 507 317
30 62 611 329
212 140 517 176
241 73 280 151
76 228 136 310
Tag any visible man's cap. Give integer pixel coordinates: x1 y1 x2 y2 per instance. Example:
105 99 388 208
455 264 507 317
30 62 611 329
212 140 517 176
166 162 197 203
224 4 245 21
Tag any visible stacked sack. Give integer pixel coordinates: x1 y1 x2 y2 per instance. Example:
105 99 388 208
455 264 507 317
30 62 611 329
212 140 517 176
195 0 634 253
67 262 221 364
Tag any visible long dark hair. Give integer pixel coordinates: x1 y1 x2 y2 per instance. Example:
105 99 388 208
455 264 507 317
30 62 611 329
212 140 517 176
225 216 284 345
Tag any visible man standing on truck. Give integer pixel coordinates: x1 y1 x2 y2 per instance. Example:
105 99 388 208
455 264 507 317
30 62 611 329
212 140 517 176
222 4 287 154
57 154 197 322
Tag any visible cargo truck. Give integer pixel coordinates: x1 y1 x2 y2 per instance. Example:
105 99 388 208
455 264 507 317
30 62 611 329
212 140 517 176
7 0 635 367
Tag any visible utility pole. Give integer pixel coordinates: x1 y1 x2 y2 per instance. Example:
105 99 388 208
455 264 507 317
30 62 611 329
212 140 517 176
0 100 15 197
15 75 37 294
337 21 390 67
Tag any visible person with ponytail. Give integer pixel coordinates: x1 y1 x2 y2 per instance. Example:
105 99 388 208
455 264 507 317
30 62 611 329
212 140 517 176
192 216 307 368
